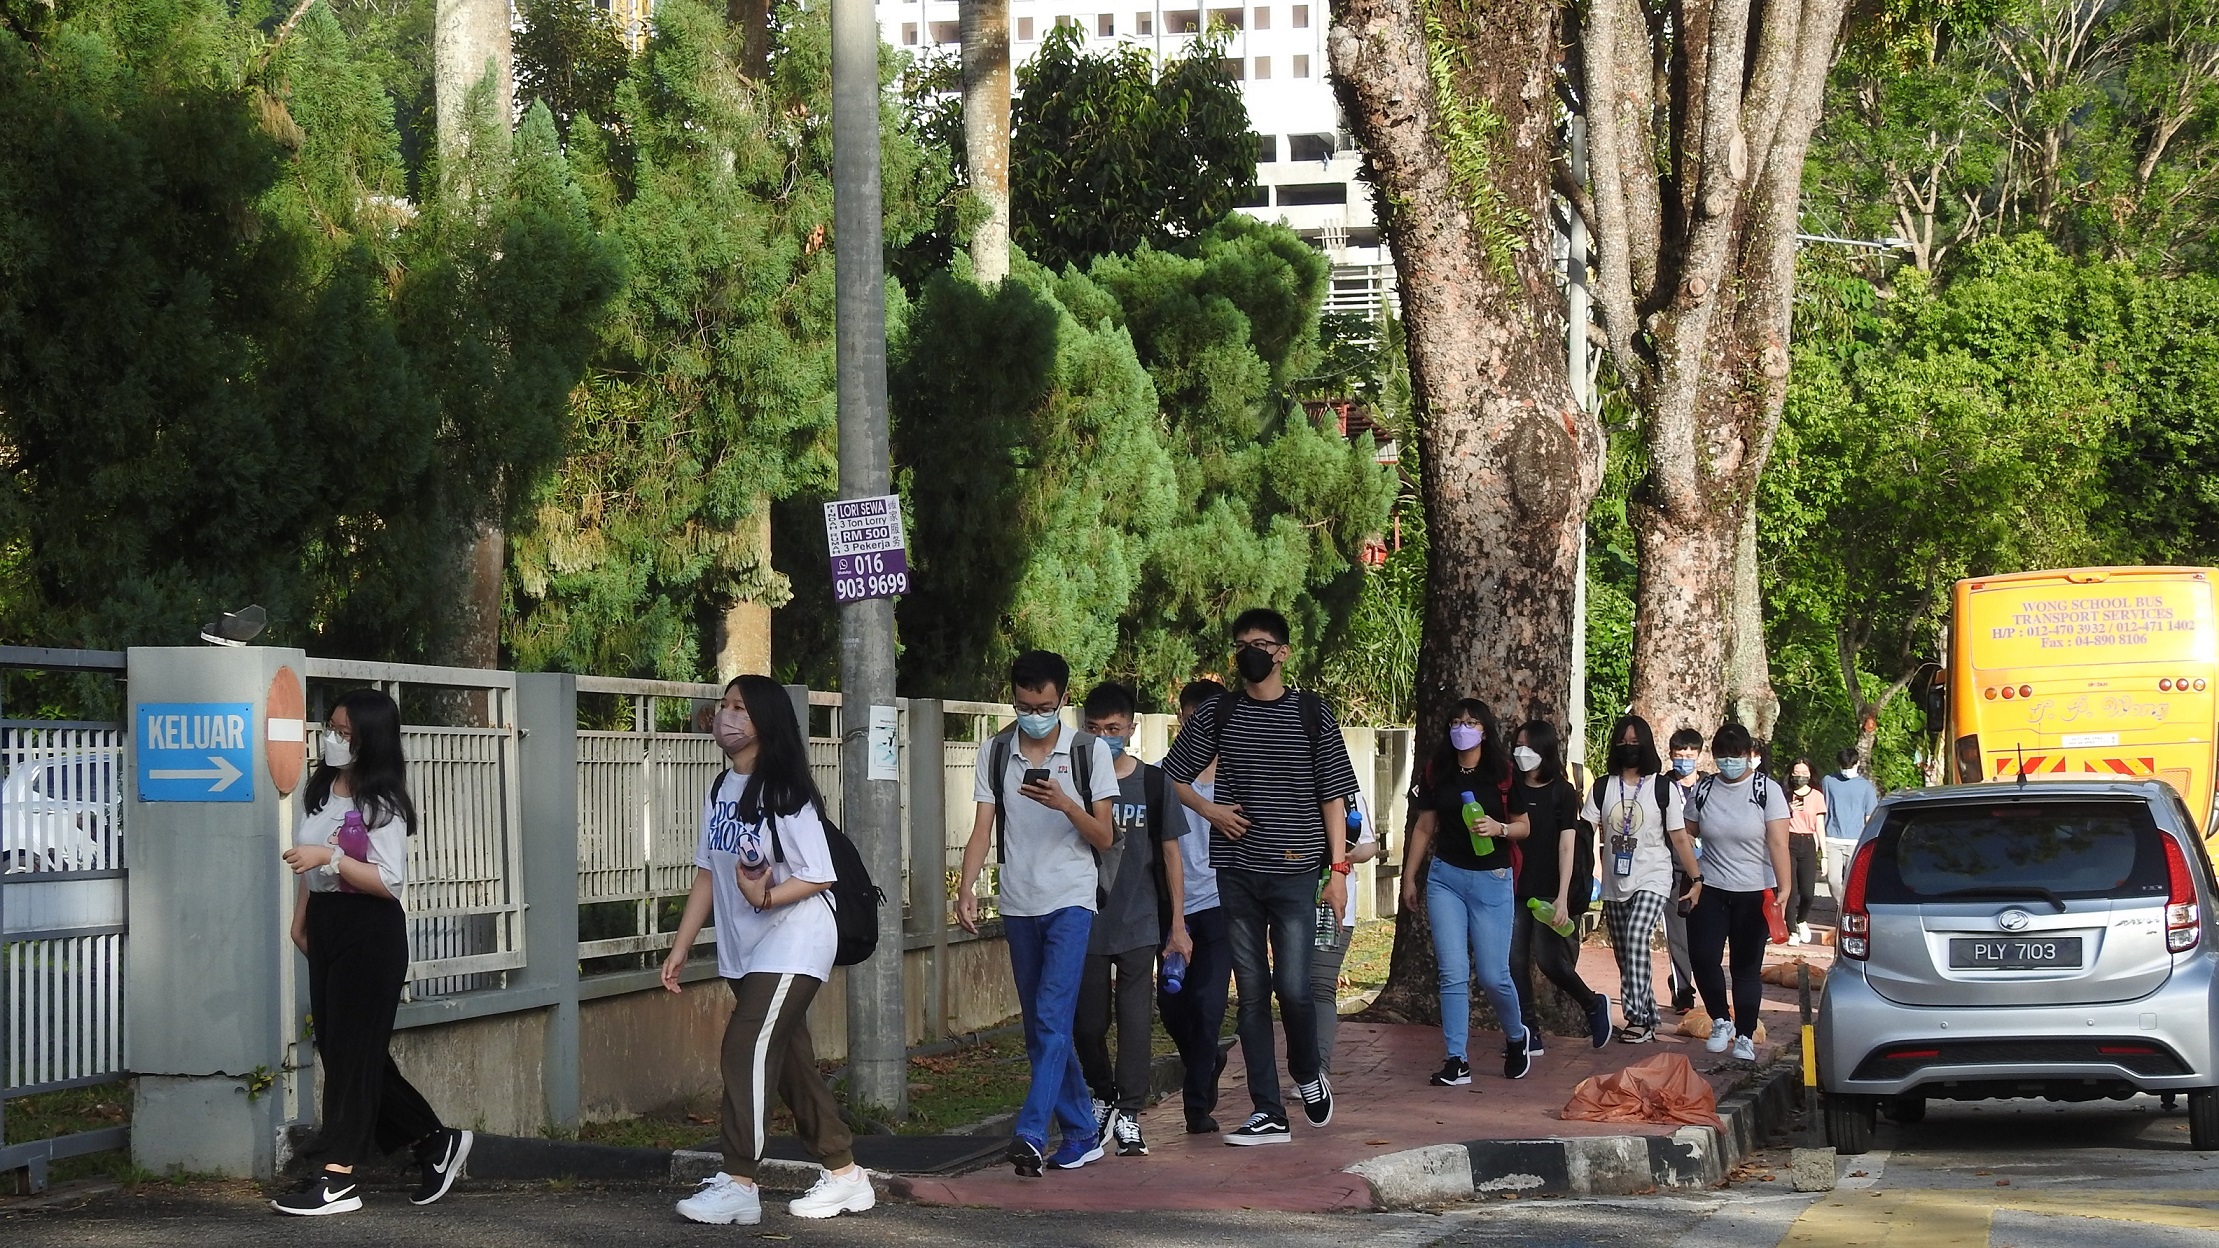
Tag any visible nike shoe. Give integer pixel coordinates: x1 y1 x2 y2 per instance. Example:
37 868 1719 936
271 1171 363 1217
1587 994 1615 1049
1705 1018 1735 1054
410 1127 473 1206
1430 1057 1472 1086
1008 1136 1045 1178
1504 1031 1533 1080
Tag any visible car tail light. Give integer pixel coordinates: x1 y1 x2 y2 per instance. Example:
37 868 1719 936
2099 1045 2159 1056
1840 840 1877 960
2163 834 2201 953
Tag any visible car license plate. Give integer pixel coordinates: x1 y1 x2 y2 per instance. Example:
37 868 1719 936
1948 936 2083 970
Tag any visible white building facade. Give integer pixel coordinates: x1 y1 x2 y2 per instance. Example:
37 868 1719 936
877 0 1395 318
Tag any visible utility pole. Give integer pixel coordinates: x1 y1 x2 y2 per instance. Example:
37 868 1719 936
832 0 906 1120
1565 117 1595 769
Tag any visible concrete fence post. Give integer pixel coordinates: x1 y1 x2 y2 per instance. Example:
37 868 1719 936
906 699 946 1040
514 672 581 1132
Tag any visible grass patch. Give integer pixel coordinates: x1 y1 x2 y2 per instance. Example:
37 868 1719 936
4 1084 131 1185
1339 918 1394 1009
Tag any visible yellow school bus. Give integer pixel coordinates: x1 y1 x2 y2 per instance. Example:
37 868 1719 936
1943 566 2219 831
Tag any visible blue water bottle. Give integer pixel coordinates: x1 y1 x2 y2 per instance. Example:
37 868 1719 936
1161 951 1187 995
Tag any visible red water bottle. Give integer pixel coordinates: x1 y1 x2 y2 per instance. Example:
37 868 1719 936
1763 887 1789 943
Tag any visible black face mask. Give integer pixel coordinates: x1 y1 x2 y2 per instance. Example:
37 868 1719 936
1608 743 1645 773
1235 646 1276 683
1791 776 1811 792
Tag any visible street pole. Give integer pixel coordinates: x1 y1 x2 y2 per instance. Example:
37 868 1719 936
832 0 905 1122
1565 117 1594 770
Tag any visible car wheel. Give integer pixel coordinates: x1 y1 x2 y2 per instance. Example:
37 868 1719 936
1885 1095 1926 1125
2189 1090 2219 1150
1826 1093 1876 1155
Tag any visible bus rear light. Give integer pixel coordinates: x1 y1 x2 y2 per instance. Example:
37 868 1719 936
2161 679 2175 691
2163 834 2201 953
2002 686 2017 699
2019 684 2034 698
1984 687 1998 700
1841 841 1878 960
2198 679 2209 691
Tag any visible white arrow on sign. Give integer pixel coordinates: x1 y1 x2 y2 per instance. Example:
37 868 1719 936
149 755 245 792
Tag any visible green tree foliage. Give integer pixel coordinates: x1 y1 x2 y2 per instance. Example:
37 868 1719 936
506 0 949 679
514 0 631 138
0 0 614 656
1009 25 1257 270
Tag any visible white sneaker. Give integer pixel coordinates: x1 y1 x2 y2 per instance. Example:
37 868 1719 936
1704 1018 1734 1054
1794 922 1812 944
676 1173 762 1225
1731 1033 1757 1062
787 1167 875 1219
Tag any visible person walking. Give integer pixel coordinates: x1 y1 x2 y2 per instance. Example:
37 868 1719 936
1075 682 1188 1158
1820 747 1880 897
275 689 472 1216
1162 680 1237 1135
1782 758 1826 943
957 651 1120 1176
1682 723 1794 1063
1401 698 1533 1085
1583 715 1697 1044
1164 609 1360 1145
1507 720 1613 1052
661 675 874 1226
1662 728 1707 1013
1311 788 1378 1075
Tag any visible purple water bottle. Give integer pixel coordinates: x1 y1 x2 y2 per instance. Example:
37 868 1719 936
1161 951 1187 995
334 809 371 894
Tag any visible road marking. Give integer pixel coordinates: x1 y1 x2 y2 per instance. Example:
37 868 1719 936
1835 1149 1887 1190
1777 1189 2219 1246
1675 1193 1821 1247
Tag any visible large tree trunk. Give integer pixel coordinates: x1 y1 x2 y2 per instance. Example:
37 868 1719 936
728 0 771 78
961 0 1012 284
1725 505 1780 739
1572 0 1850 740
1330 0 1604 1025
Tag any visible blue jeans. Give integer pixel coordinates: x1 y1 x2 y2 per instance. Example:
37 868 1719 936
1003 907 1097 1147
1426 859 1525 1060
1220 867 1321 1117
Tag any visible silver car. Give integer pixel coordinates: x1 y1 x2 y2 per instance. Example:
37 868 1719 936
1817 778 2219 1154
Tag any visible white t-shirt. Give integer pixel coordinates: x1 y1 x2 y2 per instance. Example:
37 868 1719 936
1342 791 1377 930
695 770 839 981
1579 773 1685 903
1687 774 1792 893
1178 779 1222 915
296 794 408 896
973 727 1120 918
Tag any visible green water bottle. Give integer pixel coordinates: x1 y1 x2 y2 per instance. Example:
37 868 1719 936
1527 896 1576 937
1460 790 1494 857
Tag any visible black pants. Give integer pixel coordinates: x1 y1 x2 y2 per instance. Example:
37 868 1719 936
1509 902 1602 1036
1158 905 1232 1120
305 892 443 1168
1784 835 1821 927
1076 944 1156 1112
1687 886 1770 1038
1220 868 1320 1117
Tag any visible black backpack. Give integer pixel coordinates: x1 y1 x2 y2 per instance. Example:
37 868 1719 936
709 772 884 968
1589 772 1676 829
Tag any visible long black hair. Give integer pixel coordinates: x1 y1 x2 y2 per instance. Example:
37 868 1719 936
305 688 418 835
1605 713 1662 776
1426 697 1510 787
727 674 826 823
1514 719 1567 786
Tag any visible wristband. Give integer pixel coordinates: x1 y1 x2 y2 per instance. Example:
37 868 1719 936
321 848 345 877
1329 861 1352 875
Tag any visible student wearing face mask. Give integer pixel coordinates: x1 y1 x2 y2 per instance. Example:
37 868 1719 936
274 690 471 1216
1507 721 1612 1052
1662 728 1707 1013
1580 716 1699 1044
1781 758 1826 944
1820 747 1879 897
1681 723 1794 1063
1402 699 1533 1084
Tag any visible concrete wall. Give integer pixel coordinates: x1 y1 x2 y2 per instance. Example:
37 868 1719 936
386 1008 553 1137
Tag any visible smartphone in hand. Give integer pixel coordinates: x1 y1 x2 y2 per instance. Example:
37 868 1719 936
1022 768 1052 787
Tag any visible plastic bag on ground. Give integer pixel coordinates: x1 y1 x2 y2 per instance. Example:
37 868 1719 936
1760 958 1827 991
1676 1012 1767 1044
1561 1052 1725 1130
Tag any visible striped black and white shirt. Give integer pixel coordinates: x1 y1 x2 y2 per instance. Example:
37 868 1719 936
1162 691 1361 875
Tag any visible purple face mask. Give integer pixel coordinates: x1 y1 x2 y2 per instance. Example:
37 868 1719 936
1448 724 1483 751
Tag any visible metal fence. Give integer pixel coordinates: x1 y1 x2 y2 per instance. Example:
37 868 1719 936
574 676 727 963
1 649 132 1188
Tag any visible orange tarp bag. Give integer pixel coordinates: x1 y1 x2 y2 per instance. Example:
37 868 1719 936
1561 1052 1724 1131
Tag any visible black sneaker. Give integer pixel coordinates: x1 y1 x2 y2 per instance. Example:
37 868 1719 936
1617 1023 1657 1044
1091 1097 1114 1142
271 1171 363 1216
1504 1031 1533 1080
1296 1075 1334 1127
1673 987 1697 1013
1524 1033 1547 1057
1587 994 1615 1049
1008 1136 1045 1178
1112 1111 1148 1156
1185 1112 1220 1135
410 1127 472 1206
1223 1112 1292 1145
1430 1057 1472 1086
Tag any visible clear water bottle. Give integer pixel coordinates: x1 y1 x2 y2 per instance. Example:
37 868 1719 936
1314 872 1341 950
1161 950 1187 995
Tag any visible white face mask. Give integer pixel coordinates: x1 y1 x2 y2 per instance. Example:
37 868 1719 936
1840 767 1857 779
1512 746 1543 773
322 732 354 769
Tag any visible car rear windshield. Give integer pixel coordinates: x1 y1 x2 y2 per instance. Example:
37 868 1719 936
1863 800 2172 904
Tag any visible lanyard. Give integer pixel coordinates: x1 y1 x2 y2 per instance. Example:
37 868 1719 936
1615 777 1639 842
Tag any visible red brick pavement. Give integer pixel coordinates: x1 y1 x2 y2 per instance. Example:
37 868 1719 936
899 937 1834 1213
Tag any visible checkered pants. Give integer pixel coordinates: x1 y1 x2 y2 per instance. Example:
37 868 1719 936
1603 889 1670 1028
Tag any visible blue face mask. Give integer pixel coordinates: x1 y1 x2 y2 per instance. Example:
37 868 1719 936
1101 735 1128 757
1716 757 1750 780
1016 711 1060 740
1671 758 1696 777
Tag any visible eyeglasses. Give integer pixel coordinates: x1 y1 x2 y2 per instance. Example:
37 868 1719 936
1233 638 1283 653
1013 698 1062 715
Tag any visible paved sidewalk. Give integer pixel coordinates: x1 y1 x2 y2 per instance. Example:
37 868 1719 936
899 937 1834 1213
